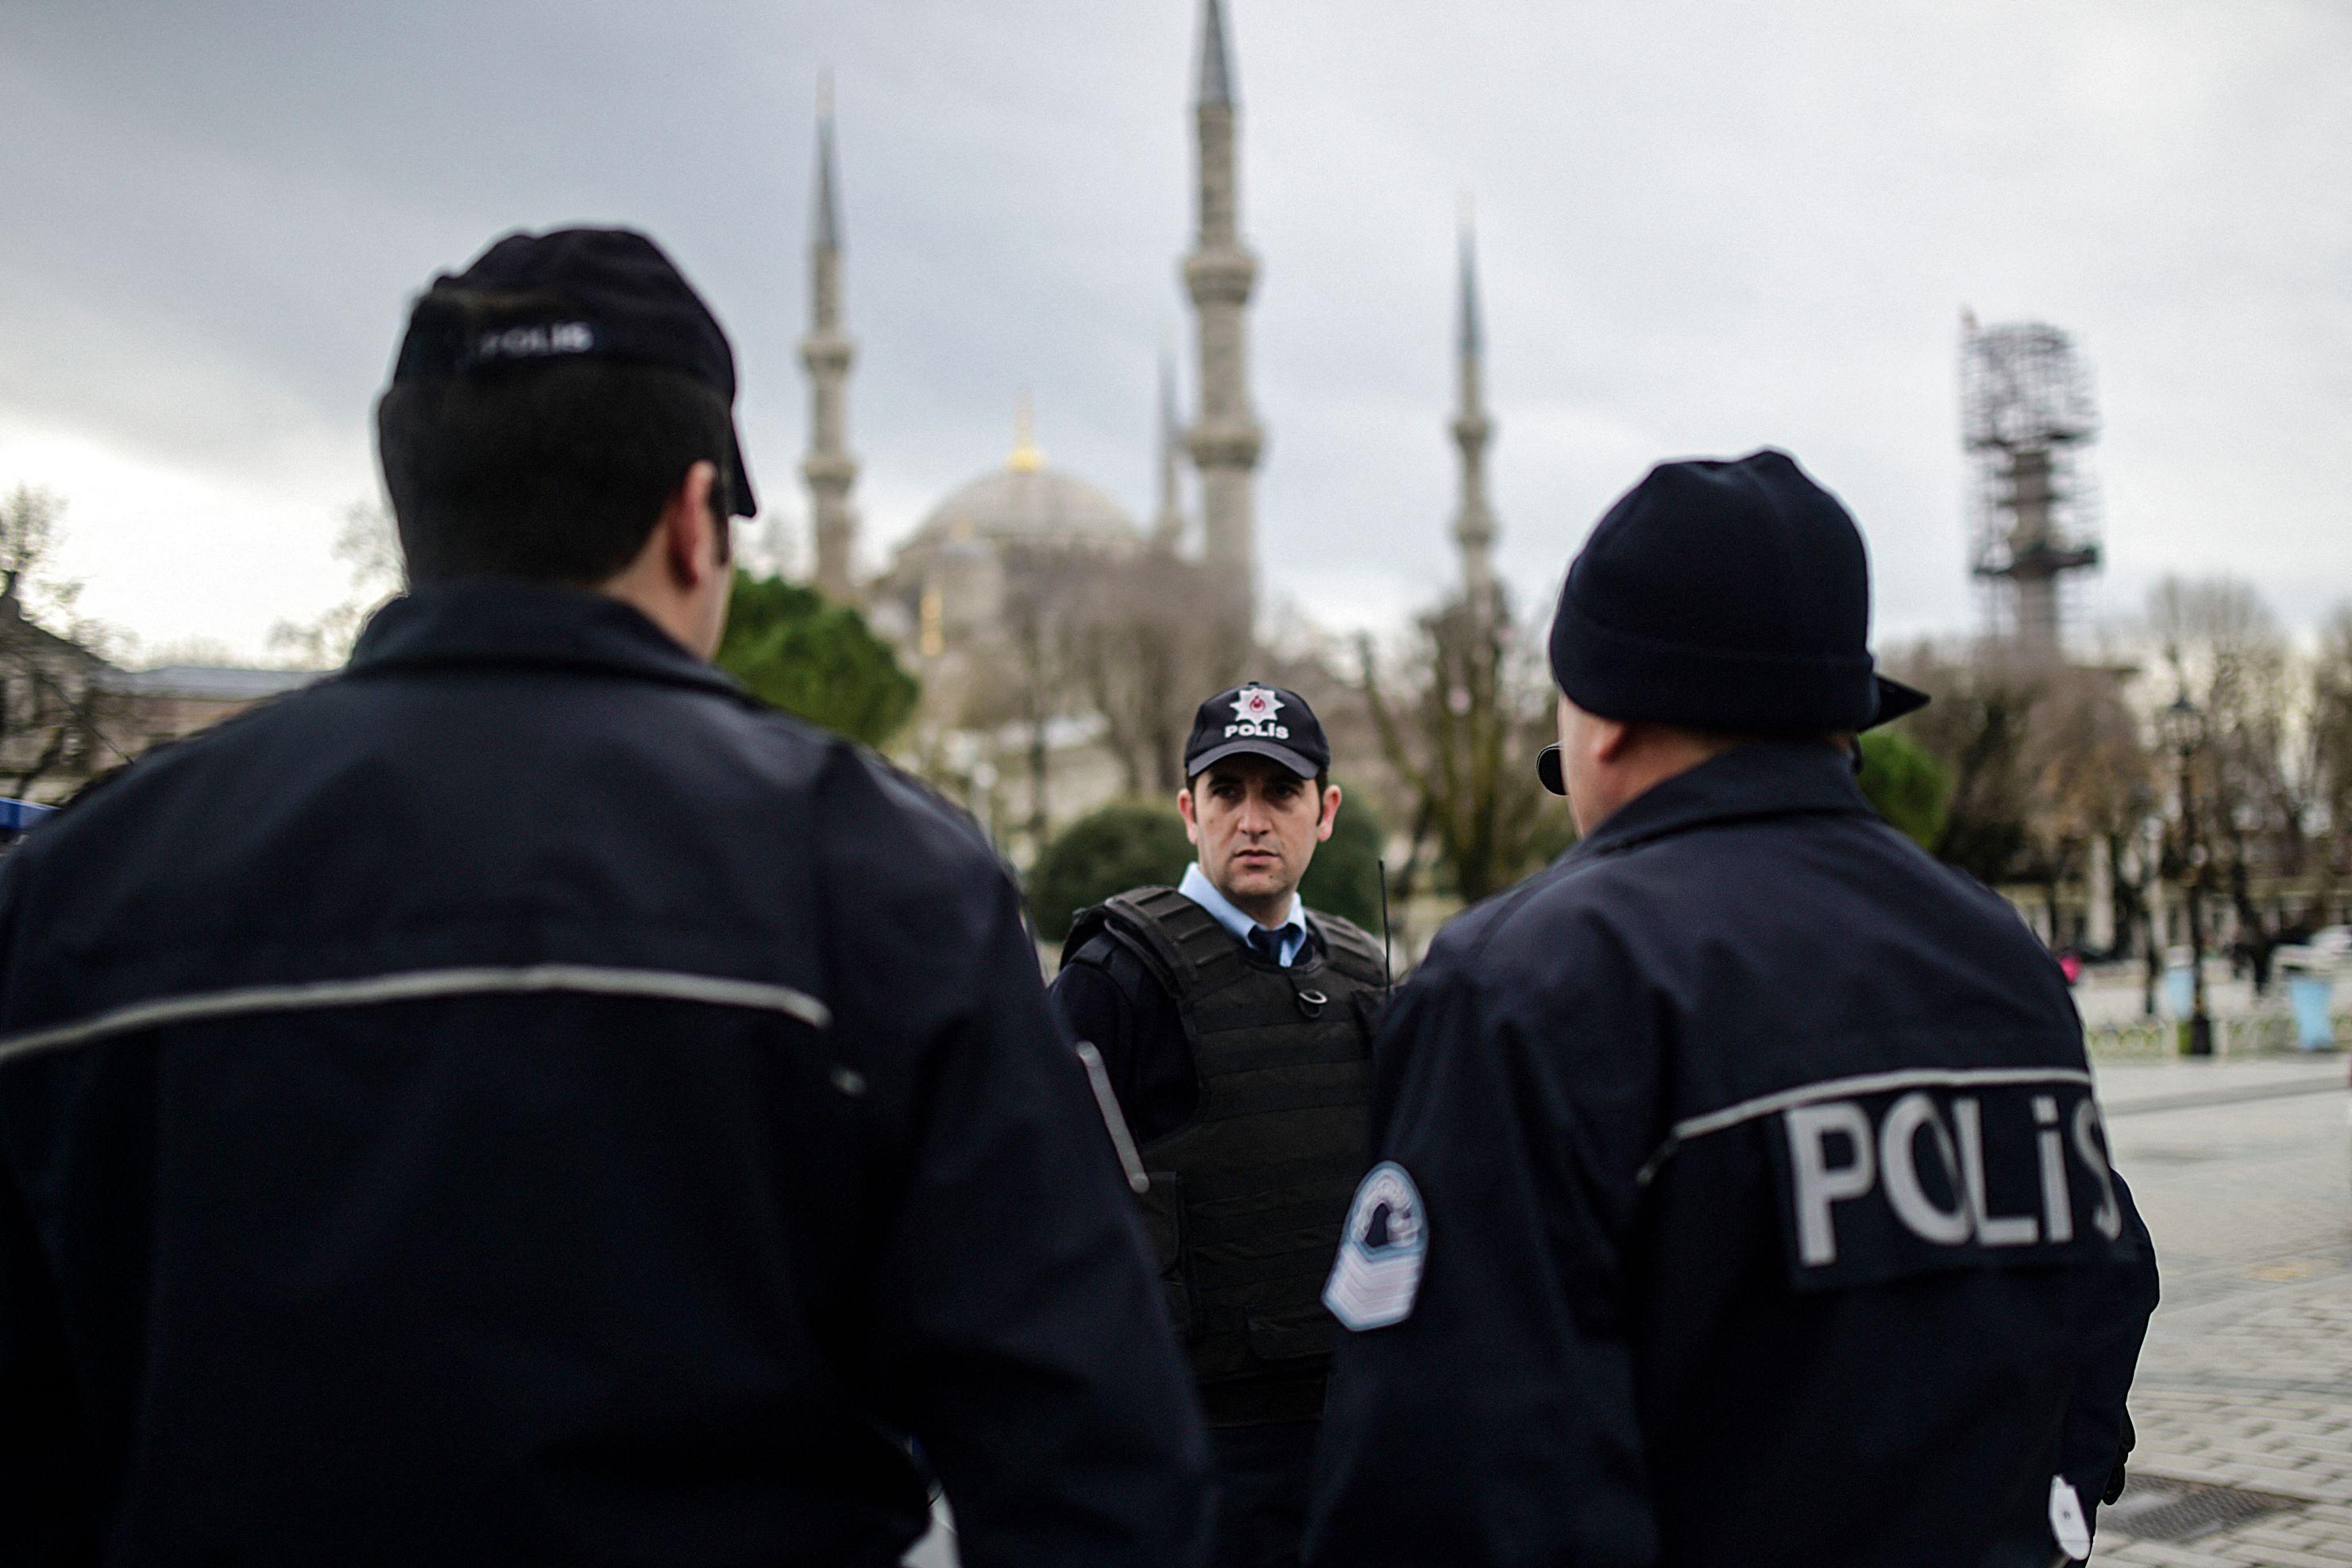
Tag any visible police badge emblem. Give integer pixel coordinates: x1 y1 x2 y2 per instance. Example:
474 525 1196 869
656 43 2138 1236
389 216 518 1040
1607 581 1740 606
1230 686 1284 724
1324 1161 1426 1331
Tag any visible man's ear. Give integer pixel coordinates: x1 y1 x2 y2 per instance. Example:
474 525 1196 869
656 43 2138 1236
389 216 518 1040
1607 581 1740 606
1316 782 1342 843
660 461 722 589
1590 714 1639 765
1176 786 1202 847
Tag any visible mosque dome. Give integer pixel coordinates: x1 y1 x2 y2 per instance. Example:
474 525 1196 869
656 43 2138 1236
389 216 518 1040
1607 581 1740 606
906 408 1139 551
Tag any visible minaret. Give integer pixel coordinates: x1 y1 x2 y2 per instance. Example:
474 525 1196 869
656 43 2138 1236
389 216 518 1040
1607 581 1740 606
801 71 859 601
1153 348 1185 549
1183 0 1264 633
1450 207 1499 623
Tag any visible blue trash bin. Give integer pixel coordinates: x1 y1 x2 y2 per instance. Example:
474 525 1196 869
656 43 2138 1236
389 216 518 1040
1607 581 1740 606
2164 964 2196 1021
2286 975 2335 1050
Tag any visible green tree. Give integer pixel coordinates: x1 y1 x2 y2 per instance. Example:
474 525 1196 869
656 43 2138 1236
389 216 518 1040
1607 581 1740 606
1027 799 1192 944
715 571 918 747
1858 728 1952 850
1298 786 1386 933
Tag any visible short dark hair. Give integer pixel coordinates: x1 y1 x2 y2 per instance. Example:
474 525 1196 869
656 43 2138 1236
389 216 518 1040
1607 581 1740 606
377 359 735 587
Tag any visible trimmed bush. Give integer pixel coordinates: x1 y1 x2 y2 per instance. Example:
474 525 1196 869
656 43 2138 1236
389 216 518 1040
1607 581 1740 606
1299 787 1388 935
1028 800 1192 944
1029 784 1393 947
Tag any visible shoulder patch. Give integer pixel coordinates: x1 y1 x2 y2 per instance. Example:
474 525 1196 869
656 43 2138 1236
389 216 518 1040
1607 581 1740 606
2050 1475 2091 1560
1324 1161 1427 1331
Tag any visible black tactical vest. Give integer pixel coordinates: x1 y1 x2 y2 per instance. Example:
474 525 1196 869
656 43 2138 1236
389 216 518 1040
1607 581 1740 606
1064 885 1388 1421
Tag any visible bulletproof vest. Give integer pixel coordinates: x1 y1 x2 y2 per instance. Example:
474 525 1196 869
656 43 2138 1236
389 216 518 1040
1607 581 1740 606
1064 885 1388 1410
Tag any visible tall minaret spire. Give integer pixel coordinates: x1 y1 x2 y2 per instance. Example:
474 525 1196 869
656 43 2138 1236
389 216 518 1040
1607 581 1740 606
1451 202 1499 623
801 70 859 601
1153 346 1185 548
1184 0 1263 635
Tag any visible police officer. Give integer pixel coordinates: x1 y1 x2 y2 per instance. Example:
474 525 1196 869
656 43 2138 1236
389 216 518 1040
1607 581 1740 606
1304 451 2158 1567
1051 684 1388 1568
0 229 1209 1565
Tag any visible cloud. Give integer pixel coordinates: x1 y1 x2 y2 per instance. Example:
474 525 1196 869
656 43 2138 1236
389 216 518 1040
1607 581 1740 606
1 0 2345 659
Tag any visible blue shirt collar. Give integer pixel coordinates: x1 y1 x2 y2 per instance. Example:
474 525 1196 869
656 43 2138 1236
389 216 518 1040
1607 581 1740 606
1178 862 1308 967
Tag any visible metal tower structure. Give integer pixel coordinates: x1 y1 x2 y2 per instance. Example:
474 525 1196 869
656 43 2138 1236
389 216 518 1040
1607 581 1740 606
1961 315 2101 658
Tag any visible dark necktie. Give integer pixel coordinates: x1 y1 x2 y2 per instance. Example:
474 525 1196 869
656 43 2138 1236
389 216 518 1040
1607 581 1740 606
1246 926 1285 966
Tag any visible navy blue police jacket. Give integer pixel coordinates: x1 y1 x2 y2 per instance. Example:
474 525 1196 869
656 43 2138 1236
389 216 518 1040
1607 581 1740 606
1304 741 2157 1568
0 582 1210 1568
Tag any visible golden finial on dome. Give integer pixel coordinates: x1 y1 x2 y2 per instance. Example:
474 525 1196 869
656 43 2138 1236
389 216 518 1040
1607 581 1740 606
1008 393 1044 473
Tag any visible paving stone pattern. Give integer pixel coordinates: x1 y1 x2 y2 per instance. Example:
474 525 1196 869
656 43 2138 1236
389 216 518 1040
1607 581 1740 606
2092 1059 2352 1565
917 1059 2350 1567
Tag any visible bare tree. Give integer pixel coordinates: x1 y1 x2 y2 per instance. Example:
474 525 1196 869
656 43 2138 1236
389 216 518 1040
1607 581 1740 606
0 485 64 607
2300 604 2352 925
1887 641 2050 884
2148 575 2301 987
1069 550 1243 795
0 487 133 800
1890 639 2151 955
956 544 1101 849
270 503 404 667
2026 662 2155 957
1358 593 1561 907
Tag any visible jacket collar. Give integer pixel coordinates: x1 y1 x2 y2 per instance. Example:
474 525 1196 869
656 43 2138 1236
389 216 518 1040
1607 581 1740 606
345 581 743 700
1568 740 1873 862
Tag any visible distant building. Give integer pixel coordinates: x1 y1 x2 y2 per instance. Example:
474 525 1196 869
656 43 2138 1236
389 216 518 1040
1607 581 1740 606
801 1 1257 642
104 663 318 754
867 415 1144 692
0 590 317 804
800 1 1491 857
0 590 118 803
794 2 1278 854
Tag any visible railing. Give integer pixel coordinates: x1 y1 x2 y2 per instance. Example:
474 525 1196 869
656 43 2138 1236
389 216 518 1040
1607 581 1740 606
2084 1011 2350 1059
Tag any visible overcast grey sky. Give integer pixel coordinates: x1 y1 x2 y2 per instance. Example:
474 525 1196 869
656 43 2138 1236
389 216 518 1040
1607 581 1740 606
2 0 2346 661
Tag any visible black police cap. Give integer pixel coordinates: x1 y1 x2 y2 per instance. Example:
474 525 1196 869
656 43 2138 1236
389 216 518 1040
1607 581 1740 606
1547 449 1925 738
1184 682 1331 781
390 226 759 518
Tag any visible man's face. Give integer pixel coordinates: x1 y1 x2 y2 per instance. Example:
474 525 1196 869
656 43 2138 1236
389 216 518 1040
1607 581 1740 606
1178 754 1340 914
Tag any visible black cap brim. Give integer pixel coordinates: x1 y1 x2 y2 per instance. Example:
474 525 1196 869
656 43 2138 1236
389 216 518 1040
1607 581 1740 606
1864 674 1929 730
725 420 758 519
1186 739 1323 780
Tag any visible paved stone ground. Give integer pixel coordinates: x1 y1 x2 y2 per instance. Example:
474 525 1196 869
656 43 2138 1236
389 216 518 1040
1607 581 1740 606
2091 1056 2352 1565
914 1056 2352 1566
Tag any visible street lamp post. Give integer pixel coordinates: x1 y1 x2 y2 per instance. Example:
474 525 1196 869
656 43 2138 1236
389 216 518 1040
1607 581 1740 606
2164 690 2215 1057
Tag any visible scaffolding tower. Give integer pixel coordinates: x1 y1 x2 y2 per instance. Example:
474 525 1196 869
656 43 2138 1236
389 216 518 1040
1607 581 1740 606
1961 316 2102 658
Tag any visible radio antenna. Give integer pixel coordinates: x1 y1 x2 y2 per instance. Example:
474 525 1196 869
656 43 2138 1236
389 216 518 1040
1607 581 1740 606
1377 858 1395 998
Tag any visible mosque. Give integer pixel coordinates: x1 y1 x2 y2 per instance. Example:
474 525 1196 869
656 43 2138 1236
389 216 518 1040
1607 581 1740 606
791 0 1497 843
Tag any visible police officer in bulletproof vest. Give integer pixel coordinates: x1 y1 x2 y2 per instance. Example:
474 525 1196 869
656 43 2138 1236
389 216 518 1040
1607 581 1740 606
0 228 1211 1565
1051 683 1389 1568
1305 450 2159 1567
